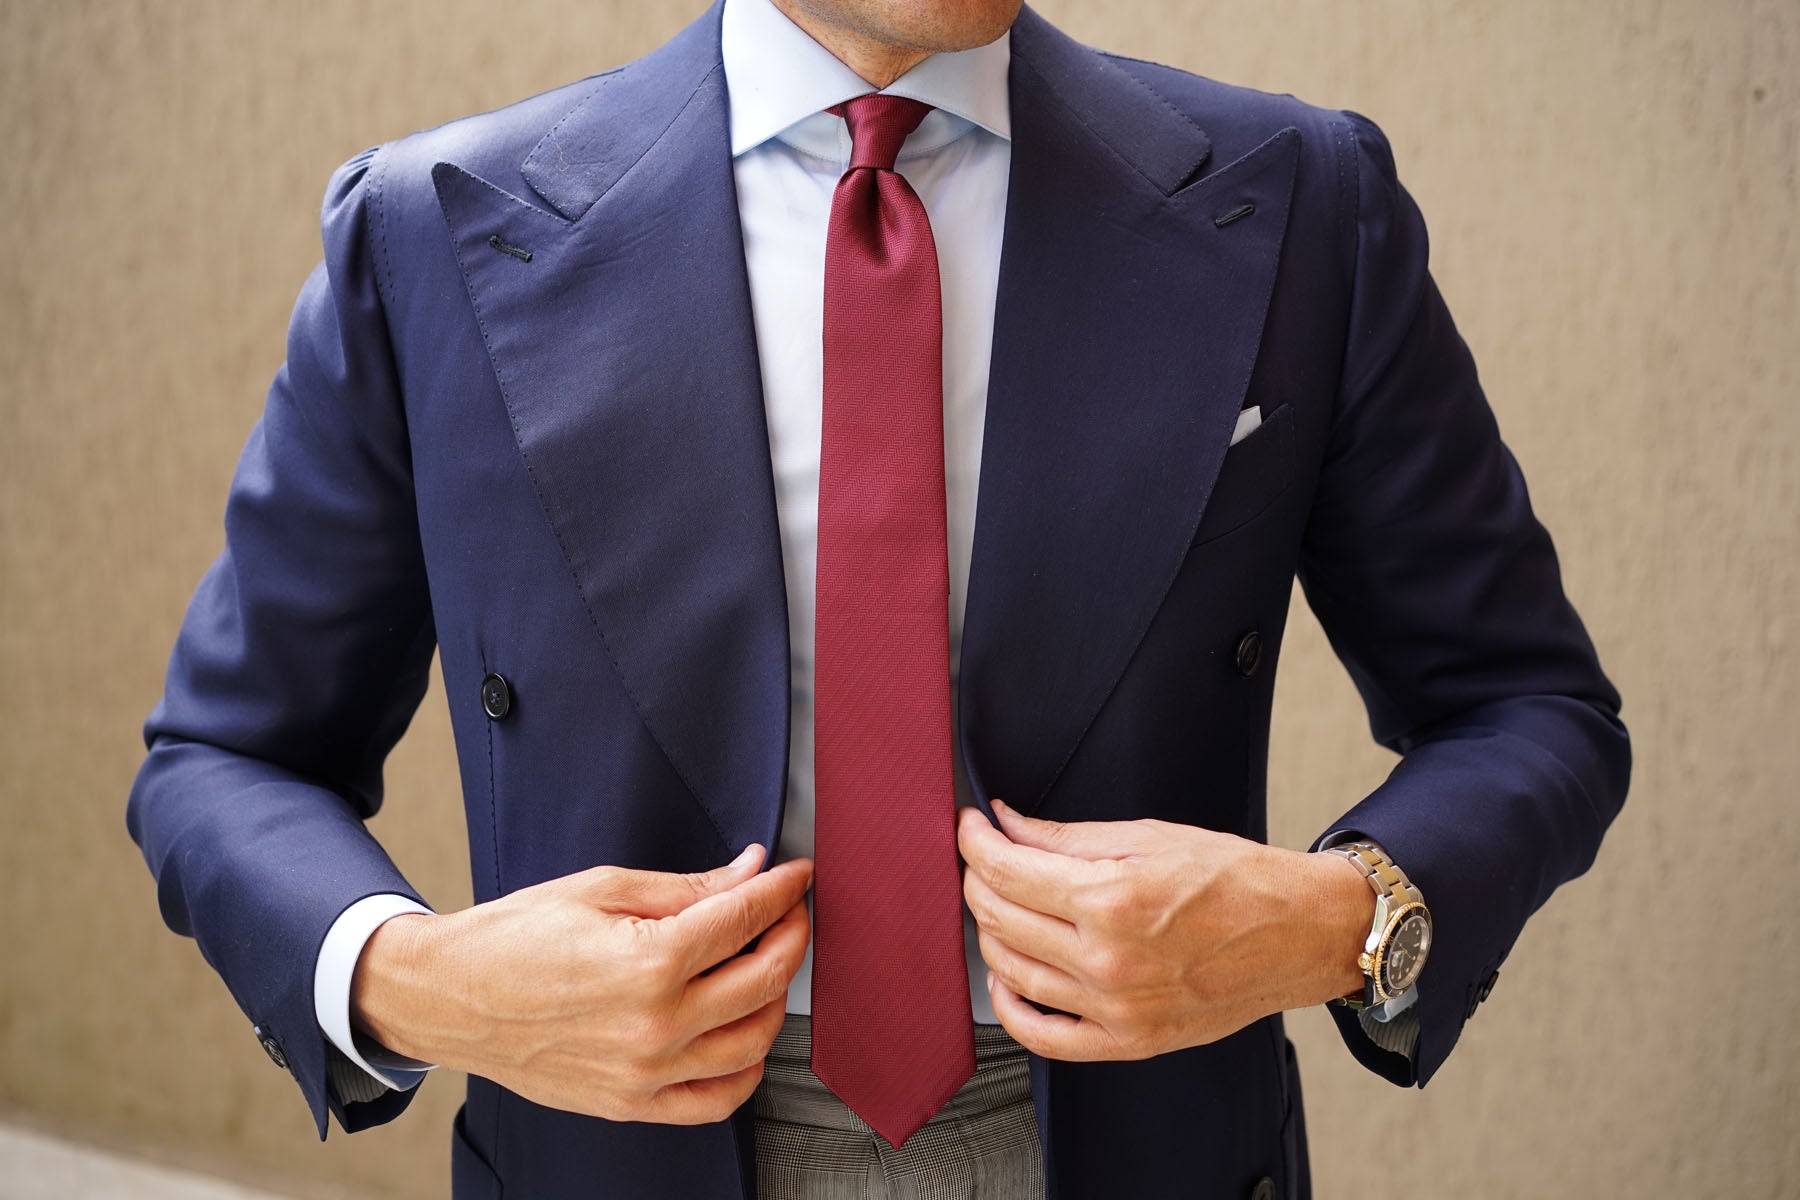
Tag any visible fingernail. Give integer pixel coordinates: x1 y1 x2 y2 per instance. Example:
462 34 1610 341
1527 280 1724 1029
733 844 761 868
985 970 996 991
991 799 1008 812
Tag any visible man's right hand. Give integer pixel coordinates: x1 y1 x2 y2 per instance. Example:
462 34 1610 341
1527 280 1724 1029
349 845 813 1124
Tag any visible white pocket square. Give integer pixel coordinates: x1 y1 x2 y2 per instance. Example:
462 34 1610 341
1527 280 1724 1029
1229 405 1262 447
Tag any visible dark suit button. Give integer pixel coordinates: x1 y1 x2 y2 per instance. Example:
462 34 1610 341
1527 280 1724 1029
480 673 512 720
1250 1177 1276 1200
1234 630 1264 677
253 1024 288 1069
1466 970 1500 1019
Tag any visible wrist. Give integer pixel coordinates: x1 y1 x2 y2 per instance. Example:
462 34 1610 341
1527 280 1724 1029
1308 848 1377 1004
350 911 443 1063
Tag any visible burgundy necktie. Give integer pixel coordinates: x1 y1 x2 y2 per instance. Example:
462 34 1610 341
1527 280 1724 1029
809 93 975 1150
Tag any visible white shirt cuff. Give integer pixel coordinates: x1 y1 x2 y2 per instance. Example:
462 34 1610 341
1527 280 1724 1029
314 893 439 1093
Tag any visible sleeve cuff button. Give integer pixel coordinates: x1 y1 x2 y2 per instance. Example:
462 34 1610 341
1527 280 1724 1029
253 1024 289 1069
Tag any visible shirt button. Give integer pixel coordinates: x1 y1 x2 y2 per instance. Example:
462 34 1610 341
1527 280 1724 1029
480 673 512 721
1234 630 1264 677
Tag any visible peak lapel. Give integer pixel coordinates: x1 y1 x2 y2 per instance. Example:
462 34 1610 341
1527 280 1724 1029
960 10 1302 812
432 6 789 855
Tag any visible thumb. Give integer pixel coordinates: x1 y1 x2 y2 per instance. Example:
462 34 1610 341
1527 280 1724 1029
990 800 1159 862
578 843 767 918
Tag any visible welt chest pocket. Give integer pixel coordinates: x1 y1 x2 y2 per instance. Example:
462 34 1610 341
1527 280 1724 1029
1190 402 1295 547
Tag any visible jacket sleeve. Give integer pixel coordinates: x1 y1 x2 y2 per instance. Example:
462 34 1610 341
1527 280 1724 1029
1296 112 1631 1086
126 144 436 1137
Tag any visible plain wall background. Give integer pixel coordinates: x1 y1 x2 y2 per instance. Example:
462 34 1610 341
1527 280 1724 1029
2 1 1794 1196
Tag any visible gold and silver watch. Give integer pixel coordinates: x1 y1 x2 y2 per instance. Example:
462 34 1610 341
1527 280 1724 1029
1326 840 1432 1011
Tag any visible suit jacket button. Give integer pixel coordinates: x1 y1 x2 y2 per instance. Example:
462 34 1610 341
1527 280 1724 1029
253 1024 288 1069
1234 631 1264 677
1250 1177 1276 1200
480 673 512 720
1466 969 1500 1019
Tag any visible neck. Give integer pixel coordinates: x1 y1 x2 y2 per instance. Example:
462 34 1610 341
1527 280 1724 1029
769 0 933 88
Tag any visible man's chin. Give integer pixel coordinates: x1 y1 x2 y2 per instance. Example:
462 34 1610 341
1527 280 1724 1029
793 0 1024 56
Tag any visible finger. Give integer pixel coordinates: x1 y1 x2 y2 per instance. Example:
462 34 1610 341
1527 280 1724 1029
962 869 1082 972
645 1058 768 1125
991 800 1161 862
667 993 787 1083
663 857 815 977
679 897 810 1031
578 844 767 918
957 806 1102 921
977 929 1091 1017
987 973 1125 1062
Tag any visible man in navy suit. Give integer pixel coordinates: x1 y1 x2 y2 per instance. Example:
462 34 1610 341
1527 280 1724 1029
128 0 1629 1196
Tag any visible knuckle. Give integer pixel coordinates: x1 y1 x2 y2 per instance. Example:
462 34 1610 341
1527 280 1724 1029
1098 997 1139 1035
632 939 679 987
729 1061 767 1106
627 916 662 952
615 1054 658 1092
964 886 994 928
1010 1023 1050 1057
574 866 624 906
1087 947 1132 988
734 1032 772 1074
976 930 1009 972
635 1008 681 1053
717 896 758 944
1088 882 1135 928
759 954 793 1000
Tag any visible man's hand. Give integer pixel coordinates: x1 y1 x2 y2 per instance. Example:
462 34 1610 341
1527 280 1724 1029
956 801 1372 1061
350 845 813 1124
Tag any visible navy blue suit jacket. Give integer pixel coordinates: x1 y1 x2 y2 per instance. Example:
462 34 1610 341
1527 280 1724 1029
128 5 1629 1197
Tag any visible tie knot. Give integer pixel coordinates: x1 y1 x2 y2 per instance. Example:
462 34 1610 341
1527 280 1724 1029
831 93 932 171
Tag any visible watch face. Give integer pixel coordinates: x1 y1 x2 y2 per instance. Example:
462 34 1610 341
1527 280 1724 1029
1383 909 1432 994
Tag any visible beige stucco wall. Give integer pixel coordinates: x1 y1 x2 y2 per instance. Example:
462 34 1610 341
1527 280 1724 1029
1 0 1793 1196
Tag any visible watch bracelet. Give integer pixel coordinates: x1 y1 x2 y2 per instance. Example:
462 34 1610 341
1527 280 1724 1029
1328 840 1425 910
1326 840 1426 1008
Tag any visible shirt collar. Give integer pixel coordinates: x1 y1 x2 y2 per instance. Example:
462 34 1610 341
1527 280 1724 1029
721 0 1011 160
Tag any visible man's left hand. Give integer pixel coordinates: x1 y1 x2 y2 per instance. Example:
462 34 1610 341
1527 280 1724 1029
955 801 1374 1061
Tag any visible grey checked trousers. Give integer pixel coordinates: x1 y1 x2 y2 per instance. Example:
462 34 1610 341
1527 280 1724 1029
752 1014 1047 1200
